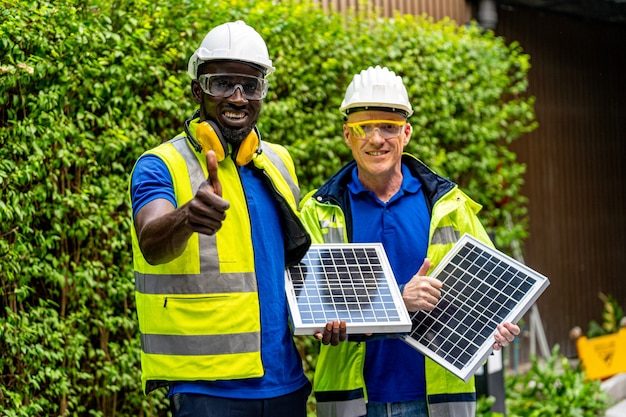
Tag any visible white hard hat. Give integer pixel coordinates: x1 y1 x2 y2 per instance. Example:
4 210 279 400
188 20 275 78
340 66 413 117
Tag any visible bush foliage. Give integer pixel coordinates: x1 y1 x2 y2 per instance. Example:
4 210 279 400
1 0 536 415
505 346 611 416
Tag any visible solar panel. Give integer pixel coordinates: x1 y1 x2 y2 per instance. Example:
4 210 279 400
403 234 550 382
285 243 412 335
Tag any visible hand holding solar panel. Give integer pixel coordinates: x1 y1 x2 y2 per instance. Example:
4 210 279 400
402 234 549 382
493 322 521 350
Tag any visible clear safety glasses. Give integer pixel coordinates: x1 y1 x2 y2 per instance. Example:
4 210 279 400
198 73 269 100
346 119 406 140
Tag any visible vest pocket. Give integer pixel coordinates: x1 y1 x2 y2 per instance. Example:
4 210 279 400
160 294 233 335
143 292 261 336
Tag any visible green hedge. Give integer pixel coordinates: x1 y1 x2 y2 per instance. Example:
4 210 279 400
0 1 536 415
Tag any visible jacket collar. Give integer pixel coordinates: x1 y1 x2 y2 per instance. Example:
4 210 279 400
314 153 455 213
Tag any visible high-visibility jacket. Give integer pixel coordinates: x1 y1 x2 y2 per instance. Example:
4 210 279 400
131 131 310 394
299 154 493 417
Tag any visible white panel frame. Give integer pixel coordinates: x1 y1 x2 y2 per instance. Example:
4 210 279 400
402 234 550 382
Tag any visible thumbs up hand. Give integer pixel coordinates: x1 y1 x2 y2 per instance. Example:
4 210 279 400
185 150 230 236
402 258 443 312
206 150 222 197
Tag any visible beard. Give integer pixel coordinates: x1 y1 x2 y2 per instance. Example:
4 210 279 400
222 125 253 147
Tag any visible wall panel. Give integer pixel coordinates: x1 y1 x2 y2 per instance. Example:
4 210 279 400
314 0 471 22
497 5 626 359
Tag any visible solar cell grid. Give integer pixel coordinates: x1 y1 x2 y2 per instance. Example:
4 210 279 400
403 234 549 382
285 243 412 335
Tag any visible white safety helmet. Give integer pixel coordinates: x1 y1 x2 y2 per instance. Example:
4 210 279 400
340 66 413 117
187 20 275 78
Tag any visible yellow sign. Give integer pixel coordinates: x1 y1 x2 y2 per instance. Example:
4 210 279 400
576 328 626 380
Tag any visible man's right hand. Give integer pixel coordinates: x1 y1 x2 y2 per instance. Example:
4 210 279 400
185 150 230 236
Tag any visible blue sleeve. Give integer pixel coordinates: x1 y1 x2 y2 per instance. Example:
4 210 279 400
130 154 176 218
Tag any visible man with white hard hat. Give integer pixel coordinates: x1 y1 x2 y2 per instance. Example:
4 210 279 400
300 66 520 417
129 21 345 417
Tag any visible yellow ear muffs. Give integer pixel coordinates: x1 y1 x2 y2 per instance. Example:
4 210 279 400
235 129 260 166
195 119 260 166
196 120 228 162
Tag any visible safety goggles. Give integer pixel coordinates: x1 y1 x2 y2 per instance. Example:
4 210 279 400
198 73 269 100
346 119 406 140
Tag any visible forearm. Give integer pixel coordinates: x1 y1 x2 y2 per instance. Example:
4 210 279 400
140 213 193 265
135 200 194 265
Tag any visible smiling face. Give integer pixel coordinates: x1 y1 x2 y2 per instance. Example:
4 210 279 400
344 110 411 187
192 61 264 146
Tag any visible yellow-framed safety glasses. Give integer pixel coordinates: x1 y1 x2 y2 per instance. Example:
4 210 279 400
346 119 406 140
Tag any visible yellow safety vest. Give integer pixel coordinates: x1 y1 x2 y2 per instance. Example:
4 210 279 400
131 132 309 394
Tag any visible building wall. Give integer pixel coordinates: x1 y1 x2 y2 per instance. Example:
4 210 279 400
314 0 471 22
496 5 626 359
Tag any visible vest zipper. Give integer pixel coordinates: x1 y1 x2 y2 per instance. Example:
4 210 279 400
163 294 229 307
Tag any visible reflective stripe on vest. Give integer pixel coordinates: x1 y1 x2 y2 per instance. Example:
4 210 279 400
319 219 345 243
316 395 367 417
428 393 476 417
430 226 460 246
257 141 301 204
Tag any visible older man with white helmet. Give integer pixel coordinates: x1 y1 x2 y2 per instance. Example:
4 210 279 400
300 66 520 417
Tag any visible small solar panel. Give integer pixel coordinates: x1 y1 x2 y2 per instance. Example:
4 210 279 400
403 234 549 382
285 243 412 335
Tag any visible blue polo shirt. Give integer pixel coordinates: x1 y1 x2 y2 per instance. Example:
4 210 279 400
131 155 308 399
347 164 430 403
